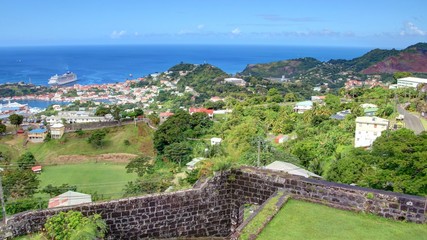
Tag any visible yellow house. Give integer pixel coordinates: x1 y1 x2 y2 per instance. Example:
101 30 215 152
28 128 48 143
50 123 65 139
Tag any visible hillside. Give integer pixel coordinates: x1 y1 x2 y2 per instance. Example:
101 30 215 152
241 57 322 78
0 122 154 163
361 43 427 74
239 42 427 80
175 63 245 97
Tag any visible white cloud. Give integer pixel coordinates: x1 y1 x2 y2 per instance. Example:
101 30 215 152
178 30 191 35
110 30 127 39
197 24 205 30
134 32 140 36
400 22 426 36
231 28 241 35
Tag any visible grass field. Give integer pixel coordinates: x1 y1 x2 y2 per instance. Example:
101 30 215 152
37 162 137 200
0 122 154 163
258 200 427 240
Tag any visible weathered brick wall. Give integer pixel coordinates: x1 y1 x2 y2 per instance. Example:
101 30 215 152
231 167 426 223
65 121 119 132
1 167 425 239
1 172 237 239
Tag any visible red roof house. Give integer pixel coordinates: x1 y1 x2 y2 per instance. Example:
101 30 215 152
189 107 214 118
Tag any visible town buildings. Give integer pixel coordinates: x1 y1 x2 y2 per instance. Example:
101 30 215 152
354 116 389 148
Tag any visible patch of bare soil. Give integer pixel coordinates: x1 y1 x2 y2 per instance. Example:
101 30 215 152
46 153 138 164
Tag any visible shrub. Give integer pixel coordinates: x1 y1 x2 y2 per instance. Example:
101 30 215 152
44 211 107 240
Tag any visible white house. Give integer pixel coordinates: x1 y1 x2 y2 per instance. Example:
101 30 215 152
294 101 313 114
355 116 389 148
397 77 427 88
210 137 222 146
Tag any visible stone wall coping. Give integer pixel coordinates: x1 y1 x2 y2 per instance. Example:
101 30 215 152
239 166 426 201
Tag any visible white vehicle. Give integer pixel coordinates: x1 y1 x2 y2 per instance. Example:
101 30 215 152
396 114 405 120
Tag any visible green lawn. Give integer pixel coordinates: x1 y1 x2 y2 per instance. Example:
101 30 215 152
37 162 137 200
258 200 427 240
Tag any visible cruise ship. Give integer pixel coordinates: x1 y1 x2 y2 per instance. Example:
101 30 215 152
48 71 78 86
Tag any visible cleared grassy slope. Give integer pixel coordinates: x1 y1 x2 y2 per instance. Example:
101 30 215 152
0 122 154 163
258 199 427 240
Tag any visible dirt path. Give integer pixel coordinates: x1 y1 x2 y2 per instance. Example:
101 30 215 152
44 153 138 164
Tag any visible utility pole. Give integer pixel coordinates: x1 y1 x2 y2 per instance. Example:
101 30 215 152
0 168 6 224
257 139 261 167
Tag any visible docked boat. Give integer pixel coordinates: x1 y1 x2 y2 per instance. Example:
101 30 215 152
48 71 78 86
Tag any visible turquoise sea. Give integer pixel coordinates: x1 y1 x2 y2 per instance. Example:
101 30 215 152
0 44 371 86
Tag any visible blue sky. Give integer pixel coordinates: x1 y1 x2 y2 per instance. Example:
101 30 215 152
1 0 426 48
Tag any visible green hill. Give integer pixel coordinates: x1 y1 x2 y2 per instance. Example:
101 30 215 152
241 57 322 78
176 63 245 97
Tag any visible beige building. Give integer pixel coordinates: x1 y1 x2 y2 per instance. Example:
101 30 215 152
355 117 389 148
28 128 48 143
50 123 65 139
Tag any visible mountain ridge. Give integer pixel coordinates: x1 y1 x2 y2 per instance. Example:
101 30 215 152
241 42 427 78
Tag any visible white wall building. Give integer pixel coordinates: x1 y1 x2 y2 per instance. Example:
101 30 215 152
46 111 113 124
224 77 246 87
397 77 427 88
355 116 389 148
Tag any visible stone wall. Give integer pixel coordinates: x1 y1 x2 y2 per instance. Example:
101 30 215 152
231 167 426 223
1 172 237 239
65 121 119 132
1 167 425 239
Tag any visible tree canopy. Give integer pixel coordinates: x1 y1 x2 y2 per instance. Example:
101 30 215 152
327 129 427 196
9 114 23 127
17 152 36 170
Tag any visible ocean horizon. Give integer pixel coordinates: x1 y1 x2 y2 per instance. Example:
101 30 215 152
0 44 371 87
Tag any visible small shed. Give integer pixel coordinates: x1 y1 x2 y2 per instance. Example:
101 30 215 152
48 191 92 208
186 157 206 170
31 165 42 173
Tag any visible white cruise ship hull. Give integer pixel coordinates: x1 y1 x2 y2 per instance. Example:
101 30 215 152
48 72 78 86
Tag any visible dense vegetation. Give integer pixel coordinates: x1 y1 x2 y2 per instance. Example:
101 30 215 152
328 129 427 195
0 83 50 98
241 57 321 78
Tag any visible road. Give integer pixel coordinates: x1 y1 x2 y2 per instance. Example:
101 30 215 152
397 105 425 134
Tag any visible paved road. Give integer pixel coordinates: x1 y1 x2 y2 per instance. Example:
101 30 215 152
397 105 425 134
